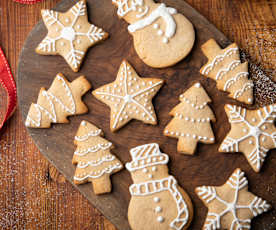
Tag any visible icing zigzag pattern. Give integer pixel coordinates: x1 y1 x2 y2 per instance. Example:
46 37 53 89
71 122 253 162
25 73 91 128
200 39 254 104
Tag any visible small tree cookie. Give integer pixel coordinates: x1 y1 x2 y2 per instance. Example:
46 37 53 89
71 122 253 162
200 39 254 104
25 73 91 128
196 168 270 229
164 83 216 154
73 121 123 195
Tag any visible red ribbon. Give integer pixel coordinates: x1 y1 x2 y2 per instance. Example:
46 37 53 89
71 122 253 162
13 0 44 4
0 47 17 130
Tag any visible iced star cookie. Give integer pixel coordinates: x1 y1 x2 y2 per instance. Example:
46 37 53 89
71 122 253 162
164 83 216 154
126 143 193 230
73 121 123 195
36 0 108 72
200 39 254 104
112 0 195 68
219 104 276 172
92 60 164 132
25 73 91 128
196 168 271 230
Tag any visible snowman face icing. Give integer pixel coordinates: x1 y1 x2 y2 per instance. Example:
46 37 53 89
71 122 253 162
130 164 169 183
112 0 148 18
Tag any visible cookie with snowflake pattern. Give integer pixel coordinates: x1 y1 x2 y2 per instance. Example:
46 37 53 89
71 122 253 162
92 60 164 132
219 104 276 172
196 168 271 230
36 0 108 72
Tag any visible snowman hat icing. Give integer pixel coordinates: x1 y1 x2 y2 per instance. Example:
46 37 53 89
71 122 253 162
126 143 169 172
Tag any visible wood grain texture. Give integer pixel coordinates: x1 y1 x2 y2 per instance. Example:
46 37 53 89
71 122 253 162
0 0 275 229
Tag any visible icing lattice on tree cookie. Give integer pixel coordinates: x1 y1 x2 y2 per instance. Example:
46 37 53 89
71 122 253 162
219 104 276 172
73 121 123 195
92 60 164 132
112 0 195 68
200 39 254 104
25 73 91 128
164 83 216 154
126 143 193 230
36 0 108 72
196 168 270 230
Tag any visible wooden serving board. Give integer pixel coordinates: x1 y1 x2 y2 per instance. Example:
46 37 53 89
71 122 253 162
17 0 276 229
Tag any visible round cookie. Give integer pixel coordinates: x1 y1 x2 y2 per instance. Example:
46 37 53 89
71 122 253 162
112 0 195 68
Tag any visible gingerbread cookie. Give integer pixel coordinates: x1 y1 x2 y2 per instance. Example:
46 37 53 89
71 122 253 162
200 39 254 104
196 168 271 229
112 0 195 68
36 0 108 72
73 120 123 195
92 60 164 132
25 73 91 128
219 104 276 172
164 83 216 154
126 143 193 230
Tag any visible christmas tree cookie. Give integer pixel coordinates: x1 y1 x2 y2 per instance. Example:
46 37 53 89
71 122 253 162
219 104 276 172
73 121 123 195
25 73 91 128
92 60 164 132
112 0 195 68
164 83 216 154
200 39 254 104
196 168 271 229
36 0 108 72
126 143 193 230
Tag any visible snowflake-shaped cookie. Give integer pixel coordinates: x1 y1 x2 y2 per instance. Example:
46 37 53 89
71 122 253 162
219 104 276 172
36 0 108 72
196 168 270 230
92 60 164 132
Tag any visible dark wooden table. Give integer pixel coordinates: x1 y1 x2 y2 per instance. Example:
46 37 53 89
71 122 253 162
0 0 275 229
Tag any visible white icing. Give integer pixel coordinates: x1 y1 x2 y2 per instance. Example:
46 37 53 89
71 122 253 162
155 206 162 213
224 72 249 90
112 0 144 17
201 47 239 75
129 176 189 230
74 163 122 180
197 169 270 229
136 6 149 18
38 1 106 69
126 143 169 171
128 3 177 39
77 155 116 168
157 216 164 223
220 104 276 171
75 129 102 141
215 60 240 80
25 75 75 127
233 82 254 99
94 61 162 130
74 142 113 156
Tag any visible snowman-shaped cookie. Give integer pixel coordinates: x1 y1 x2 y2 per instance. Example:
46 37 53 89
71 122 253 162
126 143 193 230
112 0 195 68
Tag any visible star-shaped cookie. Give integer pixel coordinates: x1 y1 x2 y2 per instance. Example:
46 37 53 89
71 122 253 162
219 104 276 172
92 60 164 132
36 0 108 72
196 168 270 230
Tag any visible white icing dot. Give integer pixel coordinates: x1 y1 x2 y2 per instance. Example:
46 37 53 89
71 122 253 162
152 166 157 172
157 216 164 223
162 37 168 44
76 25 81 29
192 134 197 139
148 174 153 179
155 206 162 213
65 18 70 23
60 41 65 46
77 39 81 44
249 140 253 144
142 168 148 173
243 128 247 133
81 121 86 126
157 30 163 36
248 98 252 103
154 197 160 203
262 125 267 130
252 118 256 122
194 83 201 88
153 23 159 29
164 130 169 134
138 8 143 13
262 136 266 141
